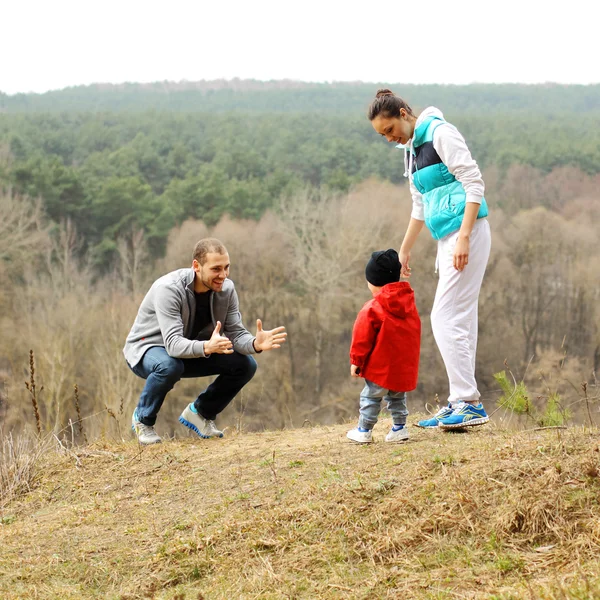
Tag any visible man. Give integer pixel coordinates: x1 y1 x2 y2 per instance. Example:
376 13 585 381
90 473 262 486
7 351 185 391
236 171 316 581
124 237 286 444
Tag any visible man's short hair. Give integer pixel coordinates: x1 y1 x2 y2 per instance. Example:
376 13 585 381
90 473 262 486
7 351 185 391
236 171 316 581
193 238 228 265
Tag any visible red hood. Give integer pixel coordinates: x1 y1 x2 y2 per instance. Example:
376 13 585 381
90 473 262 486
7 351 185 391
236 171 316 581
374 282 415 318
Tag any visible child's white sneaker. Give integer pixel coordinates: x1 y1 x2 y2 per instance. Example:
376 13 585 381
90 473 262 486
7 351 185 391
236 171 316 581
347 428 373 444
385 426 409 443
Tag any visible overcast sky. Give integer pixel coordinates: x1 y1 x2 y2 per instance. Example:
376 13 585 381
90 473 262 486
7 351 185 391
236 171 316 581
2 0 598 94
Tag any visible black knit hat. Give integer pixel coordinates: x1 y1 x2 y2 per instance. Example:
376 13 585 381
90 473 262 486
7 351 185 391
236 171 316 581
365 249 401 286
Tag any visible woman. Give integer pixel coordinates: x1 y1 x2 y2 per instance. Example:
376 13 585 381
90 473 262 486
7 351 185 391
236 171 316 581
368 89 491 429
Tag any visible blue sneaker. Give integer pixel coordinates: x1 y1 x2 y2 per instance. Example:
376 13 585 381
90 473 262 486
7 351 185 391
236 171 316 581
438 402 489 429
415 404 453 428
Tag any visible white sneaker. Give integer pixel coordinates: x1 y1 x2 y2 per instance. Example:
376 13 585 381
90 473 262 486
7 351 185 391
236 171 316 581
205 419 223 437
179 403 224 438
347 428 373 444
131 410 162 445
385 427 409 443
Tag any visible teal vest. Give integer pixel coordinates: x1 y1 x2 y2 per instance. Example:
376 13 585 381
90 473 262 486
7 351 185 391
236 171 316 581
407 116 488 240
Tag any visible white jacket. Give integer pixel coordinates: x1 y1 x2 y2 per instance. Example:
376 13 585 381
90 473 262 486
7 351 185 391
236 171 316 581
401 106 485 222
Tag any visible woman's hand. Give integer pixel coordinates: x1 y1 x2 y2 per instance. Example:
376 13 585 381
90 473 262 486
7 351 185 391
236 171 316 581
399 251 412 279
351 364 360 378
453 235 470 271
454 203 478 271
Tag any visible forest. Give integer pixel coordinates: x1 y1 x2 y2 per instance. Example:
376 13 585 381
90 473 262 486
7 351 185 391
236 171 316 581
0 81 598 438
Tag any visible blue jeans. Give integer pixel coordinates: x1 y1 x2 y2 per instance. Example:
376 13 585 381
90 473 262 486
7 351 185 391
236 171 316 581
128 346 257 425
358 380 408 430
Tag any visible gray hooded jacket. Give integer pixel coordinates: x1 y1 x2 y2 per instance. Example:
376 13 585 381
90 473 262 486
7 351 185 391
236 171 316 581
123 268 257 368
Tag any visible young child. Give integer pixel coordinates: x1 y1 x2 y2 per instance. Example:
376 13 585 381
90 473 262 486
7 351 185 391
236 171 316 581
347 249 421 443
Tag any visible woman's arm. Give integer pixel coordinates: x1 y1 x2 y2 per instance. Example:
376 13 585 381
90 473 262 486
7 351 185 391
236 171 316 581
399 217 425 278
398 176 426 278
434 123 485 271
433 123 484 206
453 202 479 271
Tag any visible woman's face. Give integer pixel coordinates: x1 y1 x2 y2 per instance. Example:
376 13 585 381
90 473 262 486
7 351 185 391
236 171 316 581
371 110 414 146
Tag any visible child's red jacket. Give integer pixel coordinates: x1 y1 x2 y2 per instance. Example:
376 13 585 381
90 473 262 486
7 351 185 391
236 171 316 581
349 281 421 392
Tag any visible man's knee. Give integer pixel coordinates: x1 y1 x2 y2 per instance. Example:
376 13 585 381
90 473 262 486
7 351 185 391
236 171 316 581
232 354 258 381
155 356 185 381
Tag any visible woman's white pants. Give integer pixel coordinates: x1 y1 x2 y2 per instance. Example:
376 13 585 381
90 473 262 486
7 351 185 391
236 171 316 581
430 218 491 405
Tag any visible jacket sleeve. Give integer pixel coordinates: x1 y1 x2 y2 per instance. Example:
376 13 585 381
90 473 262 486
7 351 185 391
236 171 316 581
223 288 258 355
154 284 206 359
349 305 380 368
433 123 485 205
404 147 425 221
409 179 425 221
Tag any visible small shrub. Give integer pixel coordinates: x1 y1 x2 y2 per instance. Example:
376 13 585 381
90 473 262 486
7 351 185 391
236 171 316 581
539 392 571 427
494 370 531 415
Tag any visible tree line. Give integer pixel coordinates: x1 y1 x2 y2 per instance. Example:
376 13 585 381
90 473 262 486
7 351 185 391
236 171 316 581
2 107 600 269
2 80 600 115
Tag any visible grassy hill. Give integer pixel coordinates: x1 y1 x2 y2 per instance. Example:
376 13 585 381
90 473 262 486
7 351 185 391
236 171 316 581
1 418 599 599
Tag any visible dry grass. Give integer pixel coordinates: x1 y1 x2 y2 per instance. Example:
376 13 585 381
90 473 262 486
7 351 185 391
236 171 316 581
0 430 50 511
0 417 599 599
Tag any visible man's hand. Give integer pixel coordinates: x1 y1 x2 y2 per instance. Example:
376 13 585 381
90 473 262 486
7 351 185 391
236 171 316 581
351 364 361 378
204 321 233 355
253 319 287 351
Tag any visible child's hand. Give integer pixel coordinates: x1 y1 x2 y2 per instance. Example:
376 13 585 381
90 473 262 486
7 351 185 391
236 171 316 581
351 364 361 378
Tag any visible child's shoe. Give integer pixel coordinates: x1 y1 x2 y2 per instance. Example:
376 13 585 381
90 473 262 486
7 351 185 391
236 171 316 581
347 427 373 444
385 424 409 443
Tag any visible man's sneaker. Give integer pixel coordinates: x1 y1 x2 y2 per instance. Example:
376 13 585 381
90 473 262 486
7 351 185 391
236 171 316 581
179 403 224 438
438 402 489 429
347 427 373 444
385 425 409 443
415 404 453 428
131 409 162 445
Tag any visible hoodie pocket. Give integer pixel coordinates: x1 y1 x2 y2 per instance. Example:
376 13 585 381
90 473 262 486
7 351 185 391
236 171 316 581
447 194 465 217
425 194 466 239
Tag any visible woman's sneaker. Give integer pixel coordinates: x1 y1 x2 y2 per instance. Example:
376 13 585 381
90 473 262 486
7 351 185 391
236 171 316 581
179 403 224 438
415 404 453 428
131 409 162 445
438 402 489 429
347 427 373 443
385 425 409 443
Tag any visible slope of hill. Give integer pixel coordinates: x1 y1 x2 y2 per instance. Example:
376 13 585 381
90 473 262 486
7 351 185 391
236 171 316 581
1 418 599 599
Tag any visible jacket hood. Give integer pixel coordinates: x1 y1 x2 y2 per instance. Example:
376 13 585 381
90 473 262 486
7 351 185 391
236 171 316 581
412 106 445 146
374 282 416 318
395 106 445 150
397 106 445 178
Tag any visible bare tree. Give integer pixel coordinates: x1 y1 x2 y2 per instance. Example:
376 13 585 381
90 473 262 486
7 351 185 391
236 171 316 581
0 188 50 274
278 181 408 398
116 226 150 297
